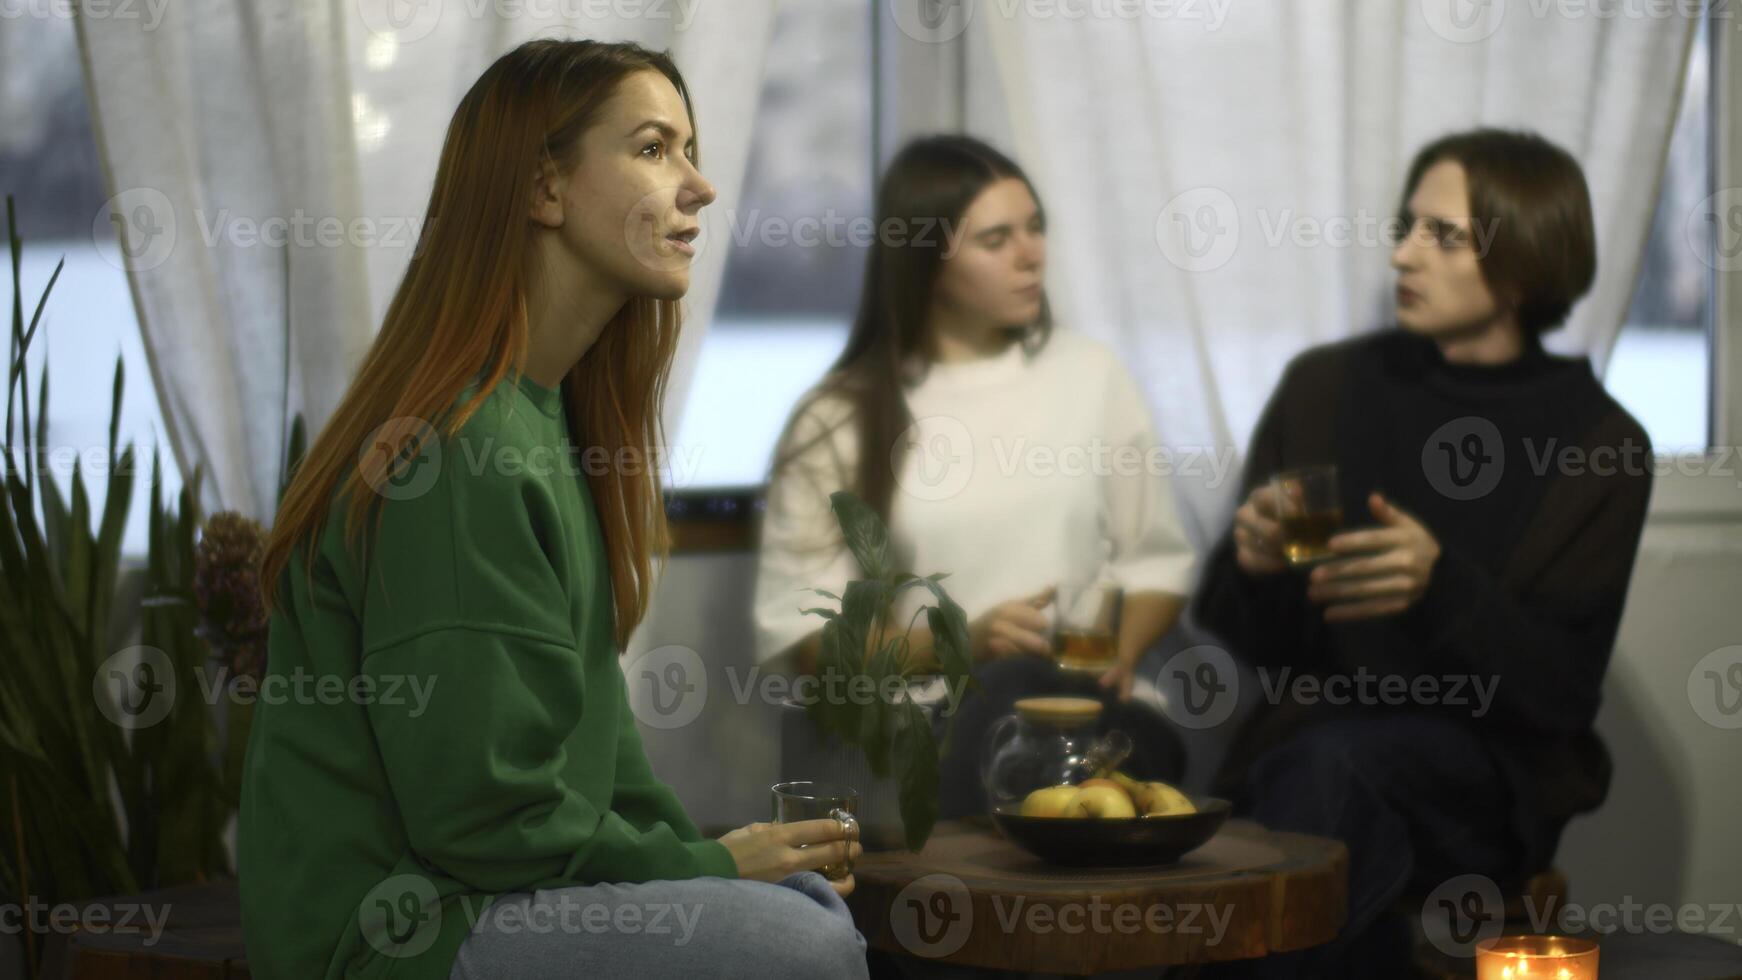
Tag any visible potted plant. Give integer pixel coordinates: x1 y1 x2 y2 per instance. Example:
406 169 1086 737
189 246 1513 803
778 490 974 852
0 196 304 979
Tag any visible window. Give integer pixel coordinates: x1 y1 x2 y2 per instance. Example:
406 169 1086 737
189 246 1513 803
1605 12 1713 453
671 0 873 489
0 11 180 558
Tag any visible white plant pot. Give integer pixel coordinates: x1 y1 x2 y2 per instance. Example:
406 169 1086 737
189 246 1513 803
775 697 937 851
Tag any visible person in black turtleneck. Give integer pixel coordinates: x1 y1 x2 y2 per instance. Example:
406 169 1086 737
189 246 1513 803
1195 130 1653 978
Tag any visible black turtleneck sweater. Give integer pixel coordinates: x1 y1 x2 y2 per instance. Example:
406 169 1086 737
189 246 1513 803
1193 328 1654 875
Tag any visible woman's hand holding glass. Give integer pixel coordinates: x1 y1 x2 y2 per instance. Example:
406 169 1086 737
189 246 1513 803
716 820 862 897
968 585 1056 661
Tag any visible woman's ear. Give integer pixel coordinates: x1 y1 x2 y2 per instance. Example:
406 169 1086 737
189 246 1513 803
529 159 565 229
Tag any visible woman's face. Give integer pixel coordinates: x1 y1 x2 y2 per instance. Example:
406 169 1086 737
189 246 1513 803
537 70 716 301
1389 160 1505 339
931 176 1047 335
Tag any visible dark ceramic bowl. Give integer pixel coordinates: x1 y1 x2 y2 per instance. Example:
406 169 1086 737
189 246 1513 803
989 797 1232 868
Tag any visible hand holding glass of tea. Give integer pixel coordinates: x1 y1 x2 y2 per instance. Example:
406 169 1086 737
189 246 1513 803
1234 465 1343 575
968 585 1057 661
1306 491 1442 622
1232 484 1290 576
763 782 862 897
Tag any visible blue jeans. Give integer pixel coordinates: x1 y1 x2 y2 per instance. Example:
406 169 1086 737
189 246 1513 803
448 871 868 979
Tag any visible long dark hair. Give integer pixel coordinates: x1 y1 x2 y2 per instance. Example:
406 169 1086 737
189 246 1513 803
263 39 696 649
771 135 1052 526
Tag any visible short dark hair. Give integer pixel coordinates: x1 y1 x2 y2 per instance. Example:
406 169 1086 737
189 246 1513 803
1400 129 1596 335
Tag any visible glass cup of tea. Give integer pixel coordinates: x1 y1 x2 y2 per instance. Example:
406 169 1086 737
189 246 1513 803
770 781 859 881
1270 465 1342 567
1053 581 1122 673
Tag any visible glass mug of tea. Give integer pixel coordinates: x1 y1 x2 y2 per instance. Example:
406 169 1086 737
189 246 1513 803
770 781 859 881
1054 581 1122 672
1270 465 1342 566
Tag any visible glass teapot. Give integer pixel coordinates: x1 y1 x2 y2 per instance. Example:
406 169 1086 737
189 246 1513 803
980 696 1133 812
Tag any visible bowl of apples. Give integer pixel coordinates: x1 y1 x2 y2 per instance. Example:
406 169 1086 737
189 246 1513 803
990 771 1230 868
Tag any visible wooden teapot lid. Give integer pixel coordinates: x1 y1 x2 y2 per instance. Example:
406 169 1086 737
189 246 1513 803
1013 696 1103 724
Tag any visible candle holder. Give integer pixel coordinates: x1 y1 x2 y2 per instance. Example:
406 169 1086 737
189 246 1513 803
1475 934 1599 979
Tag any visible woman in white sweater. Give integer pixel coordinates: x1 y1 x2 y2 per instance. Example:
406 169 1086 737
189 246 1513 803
752 135 1197 818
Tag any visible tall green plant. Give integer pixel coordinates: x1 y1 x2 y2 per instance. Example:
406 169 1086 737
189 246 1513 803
0 195 221 978
799 490 974 851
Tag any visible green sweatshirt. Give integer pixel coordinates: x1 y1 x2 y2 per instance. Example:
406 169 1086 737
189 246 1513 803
238 371 736 980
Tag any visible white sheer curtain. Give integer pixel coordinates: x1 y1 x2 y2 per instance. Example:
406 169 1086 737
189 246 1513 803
75 0 777 520
977 0 1696 544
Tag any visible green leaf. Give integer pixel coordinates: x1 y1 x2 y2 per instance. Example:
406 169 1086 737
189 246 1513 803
838 578 888 670
859 636 904 779
804 620 861 745
893 700 940 851
925 603 972 680
828 490 890 581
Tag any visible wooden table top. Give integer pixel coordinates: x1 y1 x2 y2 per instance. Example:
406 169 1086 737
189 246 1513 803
844 817 1348 975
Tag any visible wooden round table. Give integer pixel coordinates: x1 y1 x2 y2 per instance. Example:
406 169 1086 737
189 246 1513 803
844 817 1348 975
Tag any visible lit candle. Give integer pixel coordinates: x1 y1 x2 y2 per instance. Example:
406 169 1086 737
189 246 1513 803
1476 935 1599 980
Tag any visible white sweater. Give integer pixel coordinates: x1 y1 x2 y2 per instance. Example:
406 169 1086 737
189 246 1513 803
752 328 1197 668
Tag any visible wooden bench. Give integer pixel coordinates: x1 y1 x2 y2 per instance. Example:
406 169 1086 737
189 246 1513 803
38 878 249 980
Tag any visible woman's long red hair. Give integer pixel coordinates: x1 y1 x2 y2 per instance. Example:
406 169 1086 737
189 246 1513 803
260 39 694 649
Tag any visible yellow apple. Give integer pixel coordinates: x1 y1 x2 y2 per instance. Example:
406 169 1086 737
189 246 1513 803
1020 784 1081 818
1076 778 1135 808
1065 785 1138 819
1136 781 1196 817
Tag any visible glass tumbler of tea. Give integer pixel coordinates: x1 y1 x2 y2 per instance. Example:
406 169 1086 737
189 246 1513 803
770 781 859 881
1054 581 1122 672
1270 465 1342 566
